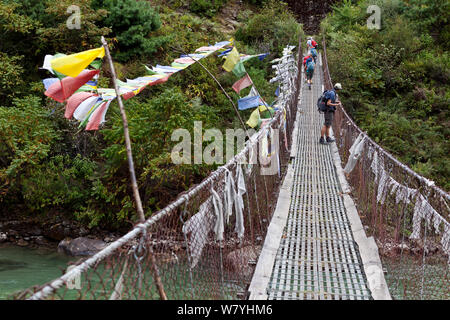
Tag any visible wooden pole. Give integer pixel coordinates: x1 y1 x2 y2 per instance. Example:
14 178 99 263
100 36 145 223
100 36 167 300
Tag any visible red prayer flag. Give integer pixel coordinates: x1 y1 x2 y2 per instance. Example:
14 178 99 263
85 100 111 131
44 70 100 103
232 73 253 94
65 92 97 119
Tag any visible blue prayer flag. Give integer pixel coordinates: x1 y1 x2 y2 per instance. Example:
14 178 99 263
238 95 263 110
275 86 280 97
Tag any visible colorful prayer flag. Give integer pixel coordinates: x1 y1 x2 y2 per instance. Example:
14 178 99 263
50 47 105 78
65 91 97 119
246 108 261 128
238 95 263 110
44 69 100 103
232 73 253 94
85 99 113 130
232 61 246 77
223 47 240 72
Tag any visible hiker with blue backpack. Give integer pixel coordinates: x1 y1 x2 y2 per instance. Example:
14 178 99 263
317 83 342 144
310 47 318 64
303 52 315 89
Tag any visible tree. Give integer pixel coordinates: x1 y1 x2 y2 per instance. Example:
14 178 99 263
92 0 169 62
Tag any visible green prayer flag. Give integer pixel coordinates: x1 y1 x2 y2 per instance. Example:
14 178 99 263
232 61 246 77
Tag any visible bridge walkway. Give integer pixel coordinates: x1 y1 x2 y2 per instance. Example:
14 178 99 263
261 57 372 300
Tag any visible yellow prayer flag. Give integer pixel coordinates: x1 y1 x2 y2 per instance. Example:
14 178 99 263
51 47 105 78
223 47 240 72
246 108 260 128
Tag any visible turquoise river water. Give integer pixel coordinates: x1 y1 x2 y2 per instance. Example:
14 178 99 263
0 244 72 299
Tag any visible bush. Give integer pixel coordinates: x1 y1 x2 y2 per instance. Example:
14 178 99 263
189 0 226 18
92 0 170 62
235 0 302 54
0 96 58 202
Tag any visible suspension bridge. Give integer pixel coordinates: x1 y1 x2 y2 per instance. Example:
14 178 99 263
15 38 449 300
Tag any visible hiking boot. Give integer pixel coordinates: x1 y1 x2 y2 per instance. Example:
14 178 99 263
326 136 335 143
319 137 326 145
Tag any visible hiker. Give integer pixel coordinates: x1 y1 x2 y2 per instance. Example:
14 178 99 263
319 83 342 145
305 58 315 89
307 37 318 50
310 47 318 64
303 53 313 80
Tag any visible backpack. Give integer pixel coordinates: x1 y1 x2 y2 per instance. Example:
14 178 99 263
306 61 315 72
310 48 317 58
317 90 330 113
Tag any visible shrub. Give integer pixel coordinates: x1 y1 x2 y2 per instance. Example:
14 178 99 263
92 0 170 62
235 0 302 54
189 0 226 18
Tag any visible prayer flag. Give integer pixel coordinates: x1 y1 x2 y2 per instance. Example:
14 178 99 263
232 73 253 94
238 95 263 110
223 47 240 72
246 85 258 98
73 96 102 122
50 47 105 78
42 78 59 90
232 61 246 77
44 69 100 103
65 92 97 119
86 99 113 130
246 108 260 128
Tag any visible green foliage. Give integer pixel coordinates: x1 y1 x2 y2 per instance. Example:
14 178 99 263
0 53 25 104
322 0 450 190
235 0 302 54
189 0 226 18
0 0 303 228
78 87 219 225
21 155 98 211
0 96 58 198
92 0 170 62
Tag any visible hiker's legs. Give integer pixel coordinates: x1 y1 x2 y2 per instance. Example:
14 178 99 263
321 125 327 138
321 111 334 141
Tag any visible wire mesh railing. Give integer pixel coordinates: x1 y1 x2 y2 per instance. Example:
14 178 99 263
12 41 302 300
322 37 450 300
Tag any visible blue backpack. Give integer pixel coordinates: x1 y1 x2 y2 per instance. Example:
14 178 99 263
310 48 317 58
306 61 315 72
317 90 335 113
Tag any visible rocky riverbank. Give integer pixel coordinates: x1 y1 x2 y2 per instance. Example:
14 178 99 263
0 215 121 253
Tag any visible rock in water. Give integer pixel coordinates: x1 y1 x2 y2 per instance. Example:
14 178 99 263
58 237 107 256
225 246 260 278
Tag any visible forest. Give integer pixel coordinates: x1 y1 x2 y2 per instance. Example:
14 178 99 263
0 0 448 233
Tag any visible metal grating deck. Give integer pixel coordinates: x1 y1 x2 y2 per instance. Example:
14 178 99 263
266 61 372 300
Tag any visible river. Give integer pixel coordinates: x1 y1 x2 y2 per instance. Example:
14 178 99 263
0 244 72 299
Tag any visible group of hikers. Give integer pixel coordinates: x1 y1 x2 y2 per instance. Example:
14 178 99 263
302 37 343 145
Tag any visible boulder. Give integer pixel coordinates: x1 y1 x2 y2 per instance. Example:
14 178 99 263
58 237 107 256
17 239 29 247
225 246 261 278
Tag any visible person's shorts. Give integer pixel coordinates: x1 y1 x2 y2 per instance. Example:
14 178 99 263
306 69 314 80
324 110 334 127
